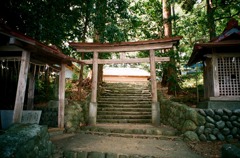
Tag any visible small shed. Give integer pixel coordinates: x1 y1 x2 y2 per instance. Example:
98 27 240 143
103 67 150 82
0 24 80 128
188 18 240 109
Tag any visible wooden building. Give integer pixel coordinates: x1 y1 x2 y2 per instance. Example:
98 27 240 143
0 25 81 128
102 67 150 83
188 19 240 109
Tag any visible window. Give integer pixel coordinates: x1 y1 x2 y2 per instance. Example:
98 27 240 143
218 57 240 96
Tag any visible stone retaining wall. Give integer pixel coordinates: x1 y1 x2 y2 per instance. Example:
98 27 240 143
65 100 89 133
35 98 89 132
38 107 58 127
35 100 59 127
196 108 240 141
0 124 54 158
158 92 240 141
159 94 205 141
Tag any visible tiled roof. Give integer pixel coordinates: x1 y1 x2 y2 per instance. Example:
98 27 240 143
187 18 240 66
0 24 82 65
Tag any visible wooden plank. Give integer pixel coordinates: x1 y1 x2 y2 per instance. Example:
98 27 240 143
0 57 21 61
0 45 25 52
82 57 170 64
58 64 66 128
210 96 240 101
27 73 35 110
13 51 30 123
76 43 173 52
212 54 220 97
150 50 158 102
91 51 98 102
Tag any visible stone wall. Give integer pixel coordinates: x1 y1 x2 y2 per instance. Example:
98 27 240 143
65 100 89 133
0 124 54 158
159 94 205 141
35 100 59 127
158 92 240 141
35 98 89 132
196 108 240 141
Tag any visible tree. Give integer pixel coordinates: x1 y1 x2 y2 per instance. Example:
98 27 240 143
179 0 240 40
161 0 182 95
0 0 86 50
129 0 164 39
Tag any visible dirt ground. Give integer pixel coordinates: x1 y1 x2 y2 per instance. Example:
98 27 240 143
51 133 203 158
51 133 240 158
188 139 240 158
187 141 226 158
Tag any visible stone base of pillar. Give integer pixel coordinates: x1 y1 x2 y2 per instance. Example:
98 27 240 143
88 102 97 125
152 102 160 126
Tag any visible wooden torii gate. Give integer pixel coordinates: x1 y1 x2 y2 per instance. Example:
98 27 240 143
70 36 181 126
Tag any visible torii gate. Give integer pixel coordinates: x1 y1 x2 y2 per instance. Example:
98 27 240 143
70 36 181 126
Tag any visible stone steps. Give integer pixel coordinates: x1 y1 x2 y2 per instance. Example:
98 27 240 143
48 128 64 137
98 115 151 119
102 90 150 94
98 104 151 108
98 111 151 115
98 108 151 112
97 119 151 123
80 124 180 138
83 131 181 140
103 83 149 88
98 98 151 101
97 82 152 124
102 93 151 96
98 100 152 104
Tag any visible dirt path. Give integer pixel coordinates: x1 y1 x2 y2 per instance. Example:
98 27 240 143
51 133 203 158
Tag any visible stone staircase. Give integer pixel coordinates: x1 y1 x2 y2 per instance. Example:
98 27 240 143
97 82 152 124
80 123 181 140
59 82 184 158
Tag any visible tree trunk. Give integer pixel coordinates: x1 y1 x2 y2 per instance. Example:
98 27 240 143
161 0 172 87
206 0 216 40
162 0 180 95
98 64 103 85
78 0 91 100
93 0 107 86
162 0 172 37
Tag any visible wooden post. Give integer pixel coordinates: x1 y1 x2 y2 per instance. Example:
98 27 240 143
58 64 66 128
149 49 160 126
78 52 85 100
150 50 157 102
13 51 30 123
89 51 98 125
27 73 35 110
212 54 219 97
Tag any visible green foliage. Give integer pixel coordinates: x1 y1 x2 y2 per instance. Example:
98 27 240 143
72 73 79 81
129 0 163 39
181 72 203 88
34 77 57 103
0 0 85 48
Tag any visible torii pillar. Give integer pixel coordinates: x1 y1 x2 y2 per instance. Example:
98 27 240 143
89 51 98 125
150 49 160 126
